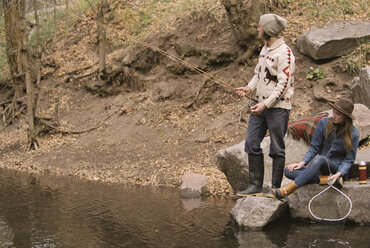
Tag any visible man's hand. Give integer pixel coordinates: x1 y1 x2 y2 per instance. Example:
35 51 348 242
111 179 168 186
236 86 251 96
286 161 305 172
250 103 266 115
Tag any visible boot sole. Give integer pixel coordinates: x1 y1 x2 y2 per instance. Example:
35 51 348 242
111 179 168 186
236 192 264 197
263 192 276 198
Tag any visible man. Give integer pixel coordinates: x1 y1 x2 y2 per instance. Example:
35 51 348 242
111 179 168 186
236 13 295 196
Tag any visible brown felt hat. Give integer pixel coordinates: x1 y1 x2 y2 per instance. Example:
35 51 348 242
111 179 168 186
328 97 355 120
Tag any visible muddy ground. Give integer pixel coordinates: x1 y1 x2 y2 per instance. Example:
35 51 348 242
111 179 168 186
0 8 359 196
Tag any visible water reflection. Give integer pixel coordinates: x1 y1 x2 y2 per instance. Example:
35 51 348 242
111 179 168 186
0 168 368 248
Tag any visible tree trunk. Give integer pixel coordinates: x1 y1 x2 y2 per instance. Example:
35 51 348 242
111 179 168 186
23 1 39 149
53 0 57 43
97 0 107 80
3 0 26 125
65 0 69 41
221 0 280 65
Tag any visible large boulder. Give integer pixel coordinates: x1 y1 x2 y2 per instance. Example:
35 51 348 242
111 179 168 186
296 21 370 60
261 135 309 165
214 142 249 192
230 197 288 230
286 182 370 225
349 147 370 179
215 135 308 192
352 104 370 142
352 66 370 107
321 104 369 141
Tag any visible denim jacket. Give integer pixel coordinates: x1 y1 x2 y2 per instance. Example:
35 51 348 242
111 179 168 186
302 117 360 176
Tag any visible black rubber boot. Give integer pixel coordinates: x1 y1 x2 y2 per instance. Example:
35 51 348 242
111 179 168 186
265 156 285 198
272 156 285 189
236 154 264 197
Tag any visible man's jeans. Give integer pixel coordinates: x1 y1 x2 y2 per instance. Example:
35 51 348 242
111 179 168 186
244 108 290 158
284 155 340 186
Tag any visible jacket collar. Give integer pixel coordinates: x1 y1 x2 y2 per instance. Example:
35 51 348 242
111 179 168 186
266 37 285 51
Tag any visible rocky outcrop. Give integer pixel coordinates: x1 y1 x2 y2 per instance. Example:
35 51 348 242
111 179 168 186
215 136 308 192
296 21 370 60
231 182 369 229
352 66 370 107
287 182 370 225
230 197 288 230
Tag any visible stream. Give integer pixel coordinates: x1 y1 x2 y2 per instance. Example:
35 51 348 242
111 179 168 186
0 168 368 248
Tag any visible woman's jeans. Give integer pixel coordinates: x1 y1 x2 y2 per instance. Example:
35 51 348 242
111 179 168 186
284 155 340 186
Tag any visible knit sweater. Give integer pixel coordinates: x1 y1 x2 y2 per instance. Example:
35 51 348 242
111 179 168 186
247 37 295 109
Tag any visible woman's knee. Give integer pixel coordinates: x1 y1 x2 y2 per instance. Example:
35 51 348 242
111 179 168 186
311 155 328 169
284 167 296 180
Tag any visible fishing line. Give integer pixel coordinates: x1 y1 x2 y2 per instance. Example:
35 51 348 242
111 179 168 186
34 0 251 95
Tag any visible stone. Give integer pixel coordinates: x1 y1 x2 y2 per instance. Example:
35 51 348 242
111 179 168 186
352 103 370 142
322 104 370 142
296 21 370 60
181 197 202 211
352 66 370 107
215 136 307 192
235 231 281 248
214 142 249 192
180 171 207 198
261 135 309 166
230 197 288 230
286 182 370 225
349 148 370 179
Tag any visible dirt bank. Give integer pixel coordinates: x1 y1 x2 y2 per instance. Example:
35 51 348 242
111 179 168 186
0 4 365 196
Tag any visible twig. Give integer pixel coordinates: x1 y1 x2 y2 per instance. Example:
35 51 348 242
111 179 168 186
185 79 209 109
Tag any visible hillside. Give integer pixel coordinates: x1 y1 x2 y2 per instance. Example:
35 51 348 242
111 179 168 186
0 0 368 196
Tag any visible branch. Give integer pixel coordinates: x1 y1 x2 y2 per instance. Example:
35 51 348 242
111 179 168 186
86 0 98 16
107 1 121 23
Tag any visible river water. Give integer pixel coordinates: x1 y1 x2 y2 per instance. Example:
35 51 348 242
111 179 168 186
0 168 368 248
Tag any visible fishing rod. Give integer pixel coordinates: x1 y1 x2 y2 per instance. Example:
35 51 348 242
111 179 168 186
34 0 257 99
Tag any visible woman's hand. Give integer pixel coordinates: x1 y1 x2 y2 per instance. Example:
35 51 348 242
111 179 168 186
286 161 305 172
328 172 342 184
236 86 251 97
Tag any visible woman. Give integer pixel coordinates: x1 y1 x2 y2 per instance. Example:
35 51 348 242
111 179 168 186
273 97 360 199
235 14 295 196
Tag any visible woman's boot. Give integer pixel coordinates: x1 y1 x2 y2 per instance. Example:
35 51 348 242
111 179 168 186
319 175 343 188
236 154 264 197
272 181 299 199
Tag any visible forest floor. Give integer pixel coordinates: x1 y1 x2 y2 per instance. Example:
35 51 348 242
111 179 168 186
0 1 368 196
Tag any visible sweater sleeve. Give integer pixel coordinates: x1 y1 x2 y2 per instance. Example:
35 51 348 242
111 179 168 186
263 46 294 108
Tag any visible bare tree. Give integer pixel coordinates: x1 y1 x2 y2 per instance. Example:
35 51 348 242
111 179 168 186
54 0 57 43
2 0 26 125
88 0 120 81
222 0 280 65
65 0 69 40
3 0 39 149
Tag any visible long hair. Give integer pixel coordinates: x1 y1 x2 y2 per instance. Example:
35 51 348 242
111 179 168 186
325 117 353 151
